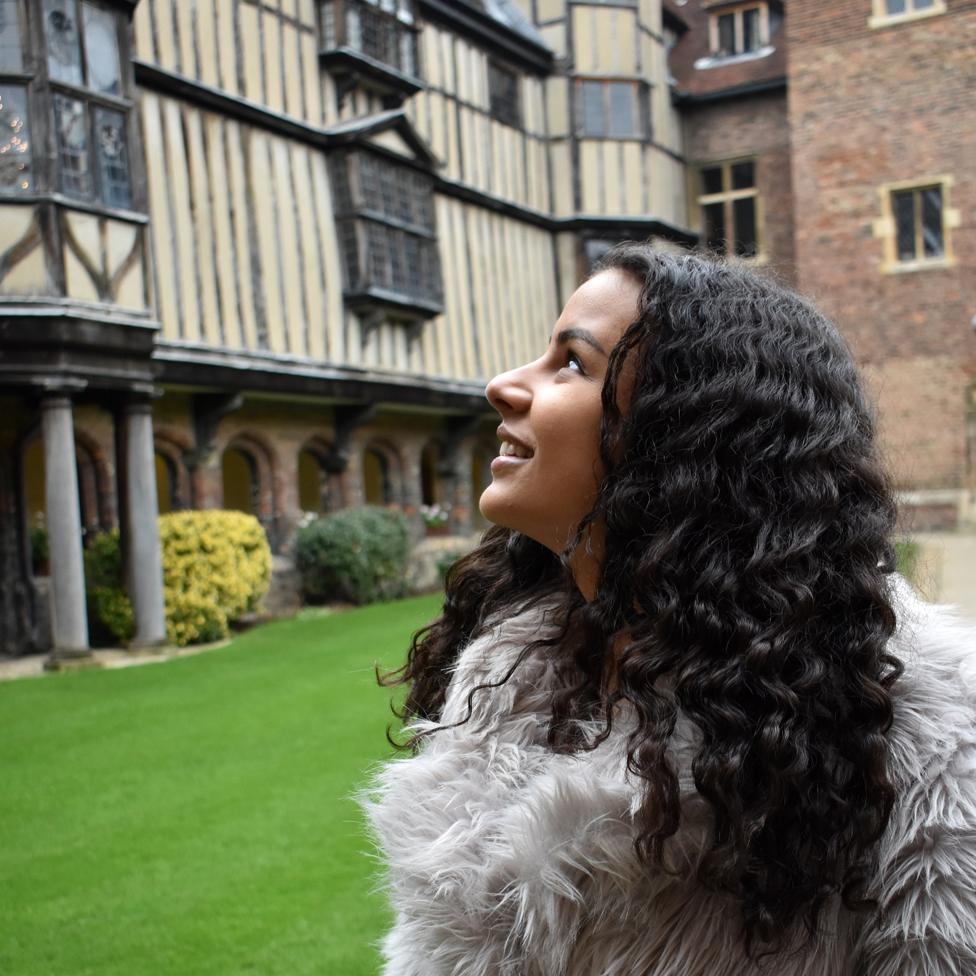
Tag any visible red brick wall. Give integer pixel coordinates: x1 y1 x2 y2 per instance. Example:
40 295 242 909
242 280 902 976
787 0 976 498
683 90 796 284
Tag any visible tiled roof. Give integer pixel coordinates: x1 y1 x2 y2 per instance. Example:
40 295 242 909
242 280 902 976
668 0 787 101
463 0 549 49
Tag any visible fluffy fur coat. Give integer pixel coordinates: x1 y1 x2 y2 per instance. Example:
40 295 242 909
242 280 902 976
362 579 976 975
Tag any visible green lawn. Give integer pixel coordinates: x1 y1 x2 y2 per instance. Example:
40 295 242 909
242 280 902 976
0 594 442 976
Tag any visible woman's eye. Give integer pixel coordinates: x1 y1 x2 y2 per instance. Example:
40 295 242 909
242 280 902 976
562 352 584 375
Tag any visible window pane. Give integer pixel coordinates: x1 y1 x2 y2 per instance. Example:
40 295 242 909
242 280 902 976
921 186 943 258
54 93 91 198
702 201 725 254
0 0 23 72
743 8 761 52
94 106 130 208
885 0 907 14
82 3 122 96
732 196 758 257
0 85 32 193
581 81 603 136
913 0 934 8
701 166 723 195
608 83 637 138
731 160 755 190
892 190 916 261
44 0 84 86
717 13 735 55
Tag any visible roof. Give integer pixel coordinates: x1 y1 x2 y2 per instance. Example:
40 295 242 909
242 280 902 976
470 0 548 48
418 0 552 73
668 0 787 102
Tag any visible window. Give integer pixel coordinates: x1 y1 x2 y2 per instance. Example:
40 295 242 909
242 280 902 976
710 4 767 57
330 148 442 314
892 185 943 262
321 0 418 78
696 159 761 259
870 0 945 26
875 178 955 271
576 80 646 139
43 0 132 208
0 0 31 194
488 60 520 129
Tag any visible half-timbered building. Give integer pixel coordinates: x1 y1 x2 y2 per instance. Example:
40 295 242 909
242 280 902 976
1 0 972 659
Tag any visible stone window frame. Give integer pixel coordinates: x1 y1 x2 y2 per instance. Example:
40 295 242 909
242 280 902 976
708 2 770 58
868 0 947 30
873 175 958 275
694 156 766 264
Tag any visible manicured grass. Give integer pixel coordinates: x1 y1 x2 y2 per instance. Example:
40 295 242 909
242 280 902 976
0 594 442 976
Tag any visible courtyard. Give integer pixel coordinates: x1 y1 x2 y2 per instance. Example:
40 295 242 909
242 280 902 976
0 594 441 976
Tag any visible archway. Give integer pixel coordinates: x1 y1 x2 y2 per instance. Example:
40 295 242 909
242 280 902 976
221 445 258 514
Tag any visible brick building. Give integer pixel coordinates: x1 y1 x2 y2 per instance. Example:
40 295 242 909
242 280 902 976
0 0 972 660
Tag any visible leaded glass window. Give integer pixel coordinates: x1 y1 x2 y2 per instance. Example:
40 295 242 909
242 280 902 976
891 185 944 263
0 0 23 72
330 148 442 313
577 80 646 139
54 92 91 197
82 2 121 97
43 0 133 208
0 84 31 192
320 0 419 78
44 0 83 86
489 60 521 129
94 105 129 208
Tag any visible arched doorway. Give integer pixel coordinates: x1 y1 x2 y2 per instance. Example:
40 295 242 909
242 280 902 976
362 445 392 505
420 441 442 506
221 446 258 514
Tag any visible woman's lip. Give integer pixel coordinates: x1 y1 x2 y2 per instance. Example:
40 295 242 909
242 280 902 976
490 454 531 473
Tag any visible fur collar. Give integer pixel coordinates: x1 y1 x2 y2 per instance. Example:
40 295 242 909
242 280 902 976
362 580 976 975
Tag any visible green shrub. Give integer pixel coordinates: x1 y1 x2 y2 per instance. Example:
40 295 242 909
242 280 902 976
84 511 272 647
895 539 921 587
295 506 410 605
85 530 135 645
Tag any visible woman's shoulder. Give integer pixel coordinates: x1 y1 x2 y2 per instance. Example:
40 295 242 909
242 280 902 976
886 573 976 757
855 575 976 974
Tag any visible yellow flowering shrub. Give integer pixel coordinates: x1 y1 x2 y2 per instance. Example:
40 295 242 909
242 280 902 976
85 511 272 647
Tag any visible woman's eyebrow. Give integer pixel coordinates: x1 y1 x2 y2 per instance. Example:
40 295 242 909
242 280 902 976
554 327 607 356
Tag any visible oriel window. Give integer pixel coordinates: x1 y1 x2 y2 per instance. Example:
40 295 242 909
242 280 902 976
43 0 132 208
0 0 32 194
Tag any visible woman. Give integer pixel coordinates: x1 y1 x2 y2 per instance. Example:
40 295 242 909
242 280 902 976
364 245 976 975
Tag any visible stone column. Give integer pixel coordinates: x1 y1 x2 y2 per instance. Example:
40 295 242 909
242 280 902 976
41 396 89 655
123 399 166 648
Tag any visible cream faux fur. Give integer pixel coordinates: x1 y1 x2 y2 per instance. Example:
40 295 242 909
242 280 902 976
362 580 976 975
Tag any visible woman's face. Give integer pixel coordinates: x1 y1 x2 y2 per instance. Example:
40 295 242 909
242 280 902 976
480 268 641 555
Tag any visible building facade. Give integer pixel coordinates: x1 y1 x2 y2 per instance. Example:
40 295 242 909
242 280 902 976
0 0 972 658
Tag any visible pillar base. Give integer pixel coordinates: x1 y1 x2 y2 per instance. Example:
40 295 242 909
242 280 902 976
43 649 102 673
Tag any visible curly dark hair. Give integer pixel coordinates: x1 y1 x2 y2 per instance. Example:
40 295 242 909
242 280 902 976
381 244 903 955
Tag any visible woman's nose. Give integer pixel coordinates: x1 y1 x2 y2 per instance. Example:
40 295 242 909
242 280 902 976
485 366 532 415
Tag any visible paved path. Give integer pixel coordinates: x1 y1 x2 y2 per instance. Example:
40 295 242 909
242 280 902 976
3 537 973 682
